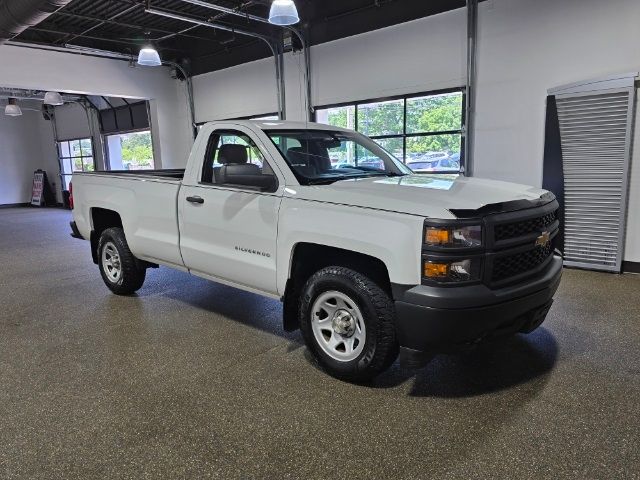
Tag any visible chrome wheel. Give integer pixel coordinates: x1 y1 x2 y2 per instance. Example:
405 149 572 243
311 290 366 362
101 241 122 284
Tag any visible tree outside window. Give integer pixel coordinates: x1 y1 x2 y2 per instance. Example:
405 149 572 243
107 130 155 170
315 90 464 173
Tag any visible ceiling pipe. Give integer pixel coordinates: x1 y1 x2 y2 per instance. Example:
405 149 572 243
176 0 312 120
5 40 133 59
0 0 73 45
146 7 286 120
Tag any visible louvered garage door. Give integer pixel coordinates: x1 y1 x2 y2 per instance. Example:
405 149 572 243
556 88 635 272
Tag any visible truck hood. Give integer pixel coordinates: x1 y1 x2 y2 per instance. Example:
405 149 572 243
289 174 548 219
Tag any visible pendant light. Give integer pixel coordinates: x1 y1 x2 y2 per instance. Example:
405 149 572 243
137 46 162 66
44 91 64 106
269 0 300 26
5 98 22 117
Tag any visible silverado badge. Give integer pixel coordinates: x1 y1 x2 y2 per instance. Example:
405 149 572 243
535 231 551 248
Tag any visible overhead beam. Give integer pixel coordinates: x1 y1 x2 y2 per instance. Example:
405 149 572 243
154 1 261 43
27 26 183 52
55 3 140 45
50 11 224 45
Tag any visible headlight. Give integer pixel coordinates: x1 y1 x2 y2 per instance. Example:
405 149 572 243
424 224 482 248
423 258 482 283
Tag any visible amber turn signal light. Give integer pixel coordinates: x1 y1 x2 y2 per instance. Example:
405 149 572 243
425 227 450 245
424 262 449 278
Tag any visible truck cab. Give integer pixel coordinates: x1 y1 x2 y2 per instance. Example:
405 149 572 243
70 120 562 382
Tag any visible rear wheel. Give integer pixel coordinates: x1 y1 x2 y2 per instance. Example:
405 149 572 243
299 266 398 382
98 227 146 295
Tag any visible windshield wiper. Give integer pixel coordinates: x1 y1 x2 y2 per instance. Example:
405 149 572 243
304 172 406 186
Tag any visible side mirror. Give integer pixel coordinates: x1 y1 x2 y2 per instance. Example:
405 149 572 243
220 164 277 192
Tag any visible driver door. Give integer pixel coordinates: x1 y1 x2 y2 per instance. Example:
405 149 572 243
179 126 284 295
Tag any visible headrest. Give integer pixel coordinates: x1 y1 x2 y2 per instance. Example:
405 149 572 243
219 144 248 164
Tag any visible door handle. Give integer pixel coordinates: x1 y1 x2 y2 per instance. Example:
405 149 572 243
186 196 204 204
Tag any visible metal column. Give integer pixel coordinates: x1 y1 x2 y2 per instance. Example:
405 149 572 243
465 0 478 176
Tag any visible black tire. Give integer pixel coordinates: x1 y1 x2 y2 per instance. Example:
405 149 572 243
299 266 399 382
97 227 146 295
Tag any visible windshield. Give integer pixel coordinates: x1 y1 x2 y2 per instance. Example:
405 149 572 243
267 129 411 185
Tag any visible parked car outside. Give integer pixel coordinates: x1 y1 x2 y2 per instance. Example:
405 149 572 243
408 156 459 173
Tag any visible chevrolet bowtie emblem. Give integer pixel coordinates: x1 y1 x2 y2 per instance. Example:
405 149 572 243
535 231 551 248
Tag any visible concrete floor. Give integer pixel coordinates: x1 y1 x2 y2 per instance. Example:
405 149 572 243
0 207 639 479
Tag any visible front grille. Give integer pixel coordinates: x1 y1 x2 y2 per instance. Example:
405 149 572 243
491 241 554 283
494 210 558 242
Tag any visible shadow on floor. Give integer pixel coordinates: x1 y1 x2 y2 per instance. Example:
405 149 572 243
150 271 558 397
374 327 558 397
156 275 302 343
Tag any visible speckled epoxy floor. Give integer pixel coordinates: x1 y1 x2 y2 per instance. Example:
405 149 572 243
0 207 638 479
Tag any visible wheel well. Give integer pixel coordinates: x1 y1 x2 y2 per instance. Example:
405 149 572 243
89 208 123 264
290 243 391 293
282 243 392 332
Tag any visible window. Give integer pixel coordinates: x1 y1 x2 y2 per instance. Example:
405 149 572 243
202 130 276 185
315 89 464 173
58 138 94 189
251 114 279 121
267 129 410 185
106 130 155 170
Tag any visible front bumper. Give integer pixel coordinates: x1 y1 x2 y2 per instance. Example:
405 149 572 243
393 255 562 359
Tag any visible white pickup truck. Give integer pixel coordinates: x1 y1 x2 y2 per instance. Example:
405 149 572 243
70 120 562 381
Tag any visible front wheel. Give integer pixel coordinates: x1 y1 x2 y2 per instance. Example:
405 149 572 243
299 267 399 382
98 227 146 295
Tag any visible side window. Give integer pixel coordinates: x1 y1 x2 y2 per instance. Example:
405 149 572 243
201 130 274 184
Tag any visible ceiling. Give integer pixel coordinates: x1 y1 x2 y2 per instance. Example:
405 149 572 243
13 0 469 76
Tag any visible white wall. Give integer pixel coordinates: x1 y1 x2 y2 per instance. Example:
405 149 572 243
474 0 640 184
0 109 53 204
0 44 193 169
190 0 640 263
192 8 466 122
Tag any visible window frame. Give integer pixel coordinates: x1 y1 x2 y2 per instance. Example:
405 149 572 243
314 87 466 174
195 112 280 130
199 128 279 193
57 137 95 189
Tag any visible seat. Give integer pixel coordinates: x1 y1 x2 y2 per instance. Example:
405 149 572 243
214 144 249 183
